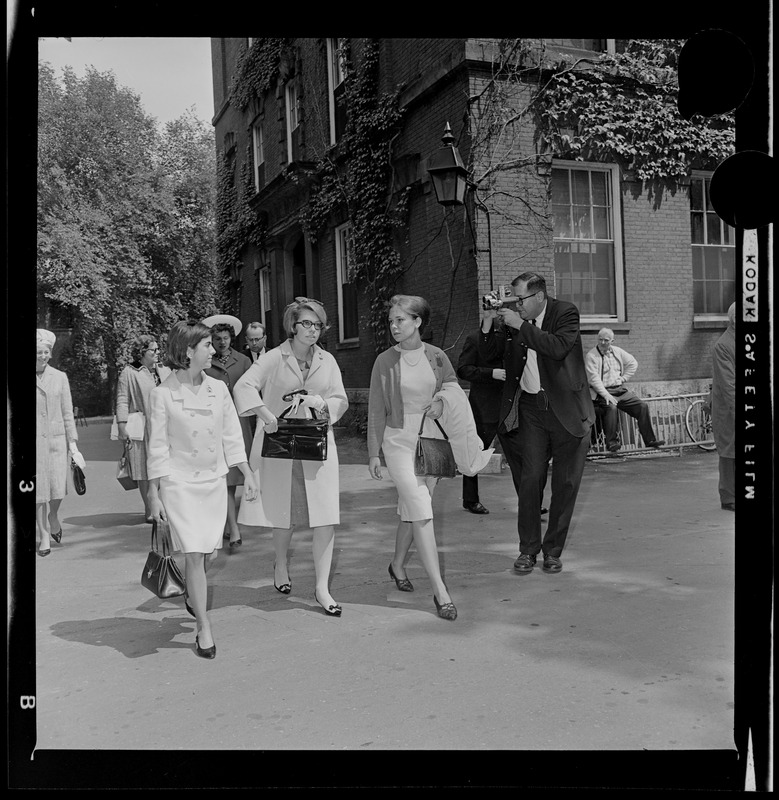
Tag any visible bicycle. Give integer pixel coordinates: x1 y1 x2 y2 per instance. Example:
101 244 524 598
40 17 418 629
685 398 716 451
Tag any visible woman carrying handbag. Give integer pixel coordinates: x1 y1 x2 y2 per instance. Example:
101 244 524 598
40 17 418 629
233 298 348 617
367 295 461 621
146 320 258 659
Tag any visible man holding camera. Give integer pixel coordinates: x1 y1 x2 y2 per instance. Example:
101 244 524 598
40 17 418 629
486 272 594 575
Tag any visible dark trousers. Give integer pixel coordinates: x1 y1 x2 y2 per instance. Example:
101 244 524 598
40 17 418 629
595 389 657 448
462 421 499 504
499 393 590 558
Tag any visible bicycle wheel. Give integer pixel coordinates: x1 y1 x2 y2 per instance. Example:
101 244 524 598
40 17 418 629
685 399 716 451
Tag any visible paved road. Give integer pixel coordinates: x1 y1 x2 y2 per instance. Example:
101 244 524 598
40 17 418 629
17 421 740 787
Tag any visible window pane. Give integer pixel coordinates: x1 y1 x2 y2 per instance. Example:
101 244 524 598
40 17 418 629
593 278 614 315
704 249 721 280
592 207 609 239
693 281 704 313
690 212 704 244
551 170 570 204
572 205 591 238
705 281 720 313
591 242 614 280
571 171 590 205
723 223 733 245
690 178 704 211
706 212 721 245
554 242 572 276
721 248 735 282
590 171 608 206
552 204 571 238
704 178 715 209
691 246 703 279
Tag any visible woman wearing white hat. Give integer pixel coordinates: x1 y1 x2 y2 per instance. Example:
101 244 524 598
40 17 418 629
36 329 86 556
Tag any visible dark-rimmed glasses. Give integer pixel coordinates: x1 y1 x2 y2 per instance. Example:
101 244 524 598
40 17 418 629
295 320 325 331
513 291 540 306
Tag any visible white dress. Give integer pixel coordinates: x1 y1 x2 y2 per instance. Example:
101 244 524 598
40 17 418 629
381 345 443 522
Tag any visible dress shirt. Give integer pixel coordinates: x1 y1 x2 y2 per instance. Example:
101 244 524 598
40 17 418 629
519 304 546 394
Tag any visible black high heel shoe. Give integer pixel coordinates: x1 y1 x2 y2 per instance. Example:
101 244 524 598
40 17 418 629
315 590 342 617
37 547 51 557
195 635 216 659
51 527 62 544
273 562 291 594
433 595 457 621
229 537 242 549
184 593 196 618
388 563 414 592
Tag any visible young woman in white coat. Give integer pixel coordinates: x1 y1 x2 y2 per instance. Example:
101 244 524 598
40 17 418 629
146 320 259 659
367 295 458 620
234 298 348 617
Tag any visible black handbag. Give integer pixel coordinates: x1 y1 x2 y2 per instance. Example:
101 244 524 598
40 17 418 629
117 441 138 490
414 413 458 479
141 520 187 599
261 404 329 461
71 460 86 495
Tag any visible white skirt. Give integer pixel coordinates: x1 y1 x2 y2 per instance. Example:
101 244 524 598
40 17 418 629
382 412 439 522
160 475 226 554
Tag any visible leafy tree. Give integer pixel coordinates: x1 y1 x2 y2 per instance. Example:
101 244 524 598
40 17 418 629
37 62 218 412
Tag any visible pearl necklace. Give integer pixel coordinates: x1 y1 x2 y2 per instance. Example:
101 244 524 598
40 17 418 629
400 346 425 367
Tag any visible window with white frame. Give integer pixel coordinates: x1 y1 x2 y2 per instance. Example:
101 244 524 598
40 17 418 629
326 38 347 144
552 162 624 318
252 119 265 192
248 38 254 48
285 79 300 162
690 172 736 316
335 223 359 342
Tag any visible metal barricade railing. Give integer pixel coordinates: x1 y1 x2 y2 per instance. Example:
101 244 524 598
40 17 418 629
588 392 712 457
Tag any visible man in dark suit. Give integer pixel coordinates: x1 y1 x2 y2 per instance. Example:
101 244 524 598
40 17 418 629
493 272 594 575
457 309 507 514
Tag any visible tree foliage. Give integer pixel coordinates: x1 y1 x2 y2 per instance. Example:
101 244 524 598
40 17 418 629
37 62 219 412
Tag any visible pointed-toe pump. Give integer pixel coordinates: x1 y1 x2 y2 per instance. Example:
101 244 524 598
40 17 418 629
388 562 414 592
433 595 457 621
195 635 216 659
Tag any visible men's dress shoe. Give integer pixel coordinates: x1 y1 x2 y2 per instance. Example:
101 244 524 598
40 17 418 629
607 444 621 453
648 440 665 448
195 636 216 659
513 553 537 574
388 563 414 592
463 501 489 515
51 528 62 544
721 502 736 511
542 554 563 574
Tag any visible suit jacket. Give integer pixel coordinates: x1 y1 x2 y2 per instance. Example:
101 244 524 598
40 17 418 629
146 372 248 482
484 297 594 438
457 327 506 427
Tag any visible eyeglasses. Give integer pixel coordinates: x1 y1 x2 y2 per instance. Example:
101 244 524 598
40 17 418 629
513 291 540 306
247 337 265 343
146 347 159 353
295 320 325 331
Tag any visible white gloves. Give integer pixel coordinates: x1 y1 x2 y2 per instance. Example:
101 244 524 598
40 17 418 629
290 393 327 415
69 445 86 469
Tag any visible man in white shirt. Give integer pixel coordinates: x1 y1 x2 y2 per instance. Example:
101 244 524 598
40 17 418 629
585 328 664 453
244 322 267 362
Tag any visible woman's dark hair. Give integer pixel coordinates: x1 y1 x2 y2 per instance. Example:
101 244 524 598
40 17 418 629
166 320 213 370
388 294 431 334
282 297 329 339
210 322 234 342
129 335 157 365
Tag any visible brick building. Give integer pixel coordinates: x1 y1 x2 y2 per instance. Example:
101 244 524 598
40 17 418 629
210 37 734 410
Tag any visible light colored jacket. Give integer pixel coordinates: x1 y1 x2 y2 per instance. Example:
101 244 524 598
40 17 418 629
36 365 78 502
585 344 638 401
146 372 247 482
232 340 348 529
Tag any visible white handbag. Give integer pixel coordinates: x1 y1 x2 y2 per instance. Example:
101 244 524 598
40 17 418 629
125 411 146 440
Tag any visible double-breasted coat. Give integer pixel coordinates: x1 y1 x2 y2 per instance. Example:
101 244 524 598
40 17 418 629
36 365 78 503
233 340 348 529
205 347 253 486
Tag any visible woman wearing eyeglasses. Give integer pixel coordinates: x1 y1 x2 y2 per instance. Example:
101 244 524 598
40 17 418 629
233 298 349 616
115 335 171 521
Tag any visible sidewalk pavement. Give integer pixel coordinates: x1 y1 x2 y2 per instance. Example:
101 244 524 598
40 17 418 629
23 421 737 785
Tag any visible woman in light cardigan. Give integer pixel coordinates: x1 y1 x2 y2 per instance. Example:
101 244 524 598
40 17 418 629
367 295 458 621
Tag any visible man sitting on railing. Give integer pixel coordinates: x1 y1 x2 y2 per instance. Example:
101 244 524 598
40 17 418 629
585 329 665 453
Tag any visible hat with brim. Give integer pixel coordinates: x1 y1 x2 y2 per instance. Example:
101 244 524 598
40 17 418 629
37 328 56 349
202 314 242 337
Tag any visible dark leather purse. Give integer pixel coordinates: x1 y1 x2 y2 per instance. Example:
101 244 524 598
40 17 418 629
141 520 187 599
71 460 86 495
117 441 138 490
414 413 457 479
261 402 329 461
